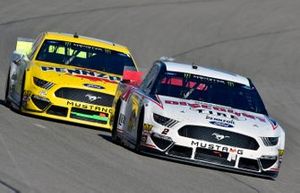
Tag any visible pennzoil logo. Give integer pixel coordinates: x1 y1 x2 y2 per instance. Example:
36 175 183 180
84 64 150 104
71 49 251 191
41 66 121 82
66 101 112 113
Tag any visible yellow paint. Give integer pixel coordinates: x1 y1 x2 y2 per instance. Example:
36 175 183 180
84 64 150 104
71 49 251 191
20 32 138 130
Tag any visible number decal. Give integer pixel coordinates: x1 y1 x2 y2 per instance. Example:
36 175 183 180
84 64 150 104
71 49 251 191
161 128 169 135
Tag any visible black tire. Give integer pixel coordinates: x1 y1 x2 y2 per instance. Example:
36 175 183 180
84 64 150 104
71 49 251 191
18 73 26 112
134 108 144 153
111 101 121 144
4 68 11 106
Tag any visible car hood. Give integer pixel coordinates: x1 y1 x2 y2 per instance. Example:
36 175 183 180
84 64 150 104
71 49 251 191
30 61 121 95
155 95 281 137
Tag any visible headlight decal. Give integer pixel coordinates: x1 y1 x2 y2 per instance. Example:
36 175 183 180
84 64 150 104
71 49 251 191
261 137 279 146
153 113 179 127
33 77 54 90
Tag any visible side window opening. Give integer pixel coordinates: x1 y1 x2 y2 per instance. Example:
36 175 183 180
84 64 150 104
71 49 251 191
140 64 160 94
28 33 44 60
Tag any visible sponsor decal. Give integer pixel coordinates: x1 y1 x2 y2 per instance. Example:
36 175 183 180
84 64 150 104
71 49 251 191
39 90 47 96
85 94 101 102
83 83 105 90
278 149 284 156
227 152 237 161
143 123 153 132
210 121 234 128
120 87 164 109
268 118 279 130
127 112 137 132
206 115 235 128
41 66 121 83
121 87 134 102
23 90 32 102
141 135 148 143
191 140 243 155
66 101 112 113
118 113 126 125
165 100 266 123
278 149 284 168
212 133 230 141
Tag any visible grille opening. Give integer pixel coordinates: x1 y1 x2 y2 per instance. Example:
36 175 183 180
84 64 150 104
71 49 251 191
178 125 259 150
150 133 173 150
47 106 68 117
195 148 235 166
70 108 108 124
31 96 50 110
168 145 192 158
260 157 277 169
55 88 114 106
238 158 259 171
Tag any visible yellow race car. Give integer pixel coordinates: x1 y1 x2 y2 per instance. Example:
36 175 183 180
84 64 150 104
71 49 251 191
5 32 139 130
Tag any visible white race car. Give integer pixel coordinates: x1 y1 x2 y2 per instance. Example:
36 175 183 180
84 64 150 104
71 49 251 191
110 59 285 179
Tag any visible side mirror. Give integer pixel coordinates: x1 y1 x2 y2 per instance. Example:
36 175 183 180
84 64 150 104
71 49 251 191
122 70 143 86
12 52 23 65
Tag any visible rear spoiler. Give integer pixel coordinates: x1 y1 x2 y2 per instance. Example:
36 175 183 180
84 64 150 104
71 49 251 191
15 37 34 56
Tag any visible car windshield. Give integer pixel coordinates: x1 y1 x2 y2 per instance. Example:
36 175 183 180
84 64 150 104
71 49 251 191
35 40 136 75
154 71 267 115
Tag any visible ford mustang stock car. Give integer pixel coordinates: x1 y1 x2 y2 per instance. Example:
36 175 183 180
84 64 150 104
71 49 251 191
5 32 138 129
110 58 285 178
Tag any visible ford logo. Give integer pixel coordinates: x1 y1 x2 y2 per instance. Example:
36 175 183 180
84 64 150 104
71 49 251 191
83 84 104 90
209 121 234 128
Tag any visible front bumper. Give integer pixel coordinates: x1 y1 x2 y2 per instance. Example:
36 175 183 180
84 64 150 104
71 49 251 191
21 87 113 130
141 132 281 179
140 145 279 179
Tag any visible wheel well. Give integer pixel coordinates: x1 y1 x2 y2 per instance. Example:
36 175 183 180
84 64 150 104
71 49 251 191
20 72 26 107
137 106 145 133
135 106 145 152
139 106 145 124
5 67 11 100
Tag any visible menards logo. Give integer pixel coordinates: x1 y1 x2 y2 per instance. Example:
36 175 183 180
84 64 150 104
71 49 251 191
41 66 121 82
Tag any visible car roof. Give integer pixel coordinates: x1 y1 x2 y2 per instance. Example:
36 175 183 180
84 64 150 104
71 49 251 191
43 32 131 54
162 61 250 86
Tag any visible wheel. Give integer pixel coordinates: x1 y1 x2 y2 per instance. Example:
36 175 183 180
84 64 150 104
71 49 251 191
4 68 11 106
111 101 121 144
134 108 144 153
18 73 26 112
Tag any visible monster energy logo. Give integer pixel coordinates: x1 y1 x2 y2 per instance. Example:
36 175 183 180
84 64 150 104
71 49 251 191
227 82 234 87
184 73 191 78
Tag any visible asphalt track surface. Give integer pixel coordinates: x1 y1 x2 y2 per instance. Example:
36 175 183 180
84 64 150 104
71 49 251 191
0 0 299 192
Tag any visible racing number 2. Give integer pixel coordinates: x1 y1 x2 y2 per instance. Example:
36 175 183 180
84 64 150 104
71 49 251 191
161 128 169 135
